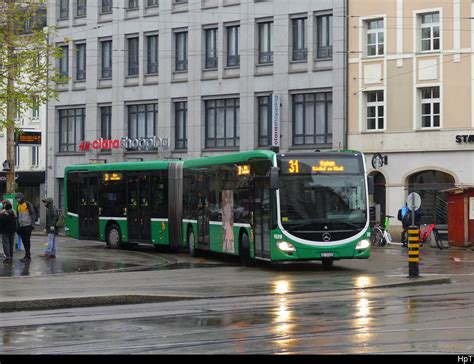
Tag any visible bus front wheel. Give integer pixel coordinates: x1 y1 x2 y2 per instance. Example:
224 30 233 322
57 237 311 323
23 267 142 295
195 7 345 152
321 258 334 270
106 224 122 249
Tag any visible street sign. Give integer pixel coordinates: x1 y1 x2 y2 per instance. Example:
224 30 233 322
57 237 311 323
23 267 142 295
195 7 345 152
407 192 421 211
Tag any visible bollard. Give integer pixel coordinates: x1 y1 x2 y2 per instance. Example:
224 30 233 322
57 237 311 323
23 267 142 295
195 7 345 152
408 225 420 278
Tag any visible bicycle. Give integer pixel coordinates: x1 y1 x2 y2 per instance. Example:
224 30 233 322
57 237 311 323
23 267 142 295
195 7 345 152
401 224 444 250
370 215 398 247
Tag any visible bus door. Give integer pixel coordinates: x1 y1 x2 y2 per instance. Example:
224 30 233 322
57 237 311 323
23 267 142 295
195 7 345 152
196 171 210 249
139 174 151 242
78 174 99 240
253 177 271 259
127 173 151 242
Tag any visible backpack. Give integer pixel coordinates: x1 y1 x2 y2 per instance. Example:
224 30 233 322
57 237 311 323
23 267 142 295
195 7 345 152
402 210 413 227
55 208 66 228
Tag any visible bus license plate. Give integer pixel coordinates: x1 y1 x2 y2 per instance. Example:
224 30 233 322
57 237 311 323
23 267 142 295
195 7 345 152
321 253 334 258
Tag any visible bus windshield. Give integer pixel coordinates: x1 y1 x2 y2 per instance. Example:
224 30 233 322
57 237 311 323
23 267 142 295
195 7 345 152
278 155 367 231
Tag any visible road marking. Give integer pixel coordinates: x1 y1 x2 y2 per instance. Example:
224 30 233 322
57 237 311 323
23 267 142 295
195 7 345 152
453 257 474 263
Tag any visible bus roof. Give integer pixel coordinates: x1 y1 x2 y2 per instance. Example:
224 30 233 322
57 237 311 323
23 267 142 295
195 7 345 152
183 150 275 169
64 160 170 174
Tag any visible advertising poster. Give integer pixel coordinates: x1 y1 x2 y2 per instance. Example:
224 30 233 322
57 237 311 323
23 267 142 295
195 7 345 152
222 190 235 253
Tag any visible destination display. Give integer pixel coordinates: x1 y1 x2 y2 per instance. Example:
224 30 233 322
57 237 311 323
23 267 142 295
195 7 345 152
279 155 362 175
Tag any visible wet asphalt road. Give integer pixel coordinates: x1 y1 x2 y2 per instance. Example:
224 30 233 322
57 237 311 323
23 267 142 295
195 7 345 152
0 281 473 354
0 235 473 354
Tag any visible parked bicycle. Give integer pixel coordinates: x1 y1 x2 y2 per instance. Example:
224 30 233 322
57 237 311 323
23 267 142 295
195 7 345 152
401 223 444 250
370 215 399 247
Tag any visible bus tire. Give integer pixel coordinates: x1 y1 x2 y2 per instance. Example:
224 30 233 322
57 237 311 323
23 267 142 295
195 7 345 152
106 224 122 249
188 229 199 257
239 232 254 267
321 258 334 270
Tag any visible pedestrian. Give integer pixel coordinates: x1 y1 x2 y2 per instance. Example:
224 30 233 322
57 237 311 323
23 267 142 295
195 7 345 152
16 193 36 263
398 202 423 246
0 200 17 264
39 198 59 259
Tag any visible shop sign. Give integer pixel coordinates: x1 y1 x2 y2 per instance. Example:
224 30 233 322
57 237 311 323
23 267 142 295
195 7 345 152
271 95 280 147
79 136 169 152
455 135 474 143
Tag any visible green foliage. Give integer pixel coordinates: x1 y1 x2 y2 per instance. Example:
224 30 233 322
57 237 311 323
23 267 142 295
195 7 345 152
0 0 67 131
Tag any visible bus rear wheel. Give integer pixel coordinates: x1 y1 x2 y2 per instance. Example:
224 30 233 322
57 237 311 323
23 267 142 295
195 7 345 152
106 224 122 249
239 233 254 267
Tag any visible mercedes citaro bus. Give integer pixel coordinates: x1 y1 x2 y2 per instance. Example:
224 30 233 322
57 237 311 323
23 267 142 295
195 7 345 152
64 150 371 267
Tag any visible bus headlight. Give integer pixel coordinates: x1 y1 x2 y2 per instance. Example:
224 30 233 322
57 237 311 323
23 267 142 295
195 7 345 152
277 241 296 253
356 239 370 250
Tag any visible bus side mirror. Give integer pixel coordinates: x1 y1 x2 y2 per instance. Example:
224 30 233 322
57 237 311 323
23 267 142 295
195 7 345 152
270 167 280 190
367 175 374 194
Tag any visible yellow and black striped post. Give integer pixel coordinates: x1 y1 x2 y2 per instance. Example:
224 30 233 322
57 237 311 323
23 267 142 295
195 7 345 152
408 226 421 278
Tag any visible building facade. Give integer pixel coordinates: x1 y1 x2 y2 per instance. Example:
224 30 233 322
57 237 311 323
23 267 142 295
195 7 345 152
47 0 347 207
348 0 474 237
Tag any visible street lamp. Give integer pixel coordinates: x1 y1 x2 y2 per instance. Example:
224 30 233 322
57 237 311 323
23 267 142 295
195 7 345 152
2 160 11 172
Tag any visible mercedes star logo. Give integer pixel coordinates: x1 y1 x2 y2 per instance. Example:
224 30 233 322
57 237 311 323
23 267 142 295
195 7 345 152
322 232 331 242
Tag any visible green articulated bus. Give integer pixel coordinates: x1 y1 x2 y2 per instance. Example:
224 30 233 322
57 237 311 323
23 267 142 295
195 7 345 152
64 150 371 267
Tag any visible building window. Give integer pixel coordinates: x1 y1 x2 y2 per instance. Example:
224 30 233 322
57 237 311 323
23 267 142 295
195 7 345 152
146 0 159 6
59 0 69 19
258 21 273 64
292 92 332 146
175 101 187 150
420 12 440 51
32 96 40 120
100 40 112 79
205 98 240 148
175 31 188 71
76 0 86 17
146 34 159 74
75 43 86 81
257 95 272 147
226 25 239 67
59 108 85 152
205 28 218 69
366 90 384 130
58 178 65 210
127 104 157 139
292 17 307 61
420 87 440 128
127 37 139 76
366 18 384 56
15 145 20 167
101 0 113 14
128 0 139 9
59 45 69 78
316 14 332 59
100 106 112 140
31 146 39 167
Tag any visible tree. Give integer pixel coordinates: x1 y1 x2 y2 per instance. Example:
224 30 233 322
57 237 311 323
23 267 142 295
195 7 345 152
0 0 65 195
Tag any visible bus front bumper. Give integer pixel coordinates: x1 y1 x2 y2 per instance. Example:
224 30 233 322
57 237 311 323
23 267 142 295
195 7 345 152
271 241 371 262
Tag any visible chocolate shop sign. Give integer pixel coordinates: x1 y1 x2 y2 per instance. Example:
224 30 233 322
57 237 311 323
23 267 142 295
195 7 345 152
79 136 169 152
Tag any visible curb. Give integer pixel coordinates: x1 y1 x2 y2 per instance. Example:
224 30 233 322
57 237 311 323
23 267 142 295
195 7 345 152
0 277 451 313
0 295 196 313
